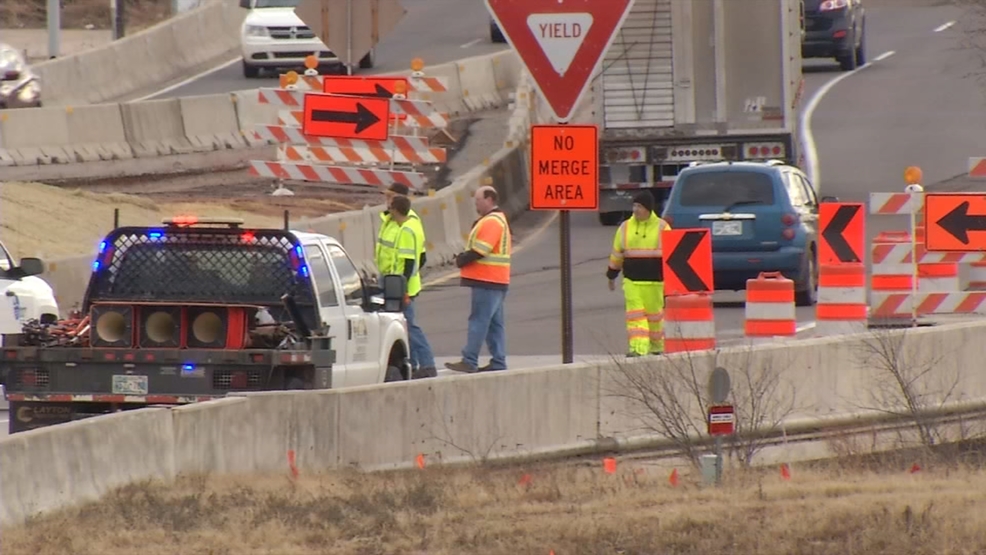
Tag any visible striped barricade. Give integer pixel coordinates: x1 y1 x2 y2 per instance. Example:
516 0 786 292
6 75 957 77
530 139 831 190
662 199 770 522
664 294 716 353
744 272 797 339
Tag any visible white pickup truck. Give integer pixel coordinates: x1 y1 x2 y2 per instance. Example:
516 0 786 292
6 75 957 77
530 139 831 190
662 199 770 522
238 0 375 78
1 218 410 434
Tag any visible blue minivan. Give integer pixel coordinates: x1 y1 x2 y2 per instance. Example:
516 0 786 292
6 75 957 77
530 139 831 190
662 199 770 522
660 160 837 306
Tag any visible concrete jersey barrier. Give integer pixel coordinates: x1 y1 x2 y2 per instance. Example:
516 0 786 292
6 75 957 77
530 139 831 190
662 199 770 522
4 319 986 527
33 0 247 107
22 51 534 313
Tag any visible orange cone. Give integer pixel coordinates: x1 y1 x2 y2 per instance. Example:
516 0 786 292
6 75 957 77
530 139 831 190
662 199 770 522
780 462 791 480
415 453 426 469
287 449 299 479
669 468 679 487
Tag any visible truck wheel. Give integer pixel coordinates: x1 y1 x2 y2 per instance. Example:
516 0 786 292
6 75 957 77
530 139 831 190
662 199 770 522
384 365 404 382
598 212 623 226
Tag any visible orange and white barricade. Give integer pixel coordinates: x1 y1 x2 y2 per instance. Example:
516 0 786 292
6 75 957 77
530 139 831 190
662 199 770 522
744 272 797 339
968 261 986 290
664 294 716 353
816 263 868 335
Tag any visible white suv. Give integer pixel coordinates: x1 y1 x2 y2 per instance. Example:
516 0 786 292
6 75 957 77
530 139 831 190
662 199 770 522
238 0 374 78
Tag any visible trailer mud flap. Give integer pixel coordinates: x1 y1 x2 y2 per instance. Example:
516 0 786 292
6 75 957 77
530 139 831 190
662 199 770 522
9 401 79 434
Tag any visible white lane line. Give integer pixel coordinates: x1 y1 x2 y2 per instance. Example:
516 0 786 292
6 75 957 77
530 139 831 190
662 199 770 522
934 21 956 32
873 50 896 62
460 38 483 48
799 50 895 187
133 56 243 102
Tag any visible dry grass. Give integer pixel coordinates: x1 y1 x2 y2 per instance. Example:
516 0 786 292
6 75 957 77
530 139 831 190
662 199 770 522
1 0 171 30
5 459 986 555
0 181 353 260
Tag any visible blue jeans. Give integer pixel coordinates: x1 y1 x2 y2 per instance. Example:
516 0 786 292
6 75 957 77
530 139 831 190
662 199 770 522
462 286 507 369
403 297 436 369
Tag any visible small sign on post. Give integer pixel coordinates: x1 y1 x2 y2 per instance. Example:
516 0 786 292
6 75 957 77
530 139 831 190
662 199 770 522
703 366 733 486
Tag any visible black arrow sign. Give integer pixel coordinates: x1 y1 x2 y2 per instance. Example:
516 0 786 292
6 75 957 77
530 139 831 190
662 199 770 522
936 200 986 245
372 83 394 98
667 231 711 292
822 204 861 263
310 103 381 134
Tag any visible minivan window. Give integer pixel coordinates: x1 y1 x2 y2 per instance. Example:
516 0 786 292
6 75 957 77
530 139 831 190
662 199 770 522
676 171 775 207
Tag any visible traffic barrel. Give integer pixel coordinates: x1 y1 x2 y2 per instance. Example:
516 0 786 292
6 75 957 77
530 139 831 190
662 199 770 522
664 294 716 353
816 263 868 335
744 272 796 338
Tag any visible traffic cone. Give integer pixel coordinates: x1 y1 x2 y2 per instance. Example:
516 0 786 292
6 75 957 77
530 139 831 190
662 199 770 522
780 462 791 480
415 453 426 469
287 449 299 479
669 468 679 487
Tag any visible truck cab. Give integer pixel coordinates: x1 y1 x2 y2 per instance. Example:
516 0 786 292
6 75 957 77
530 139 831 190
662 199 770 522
2 217 410 434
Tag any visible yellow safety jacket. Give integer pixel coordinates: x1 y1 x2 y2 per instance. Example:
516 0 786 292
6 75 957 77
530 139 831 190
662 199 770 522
608 212 671 282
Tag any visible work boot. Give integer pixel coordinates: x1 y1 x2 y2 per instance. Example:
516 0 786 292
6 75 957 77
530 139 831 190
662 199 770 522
444 360 478 373
413 366 438 379
479 363 507 372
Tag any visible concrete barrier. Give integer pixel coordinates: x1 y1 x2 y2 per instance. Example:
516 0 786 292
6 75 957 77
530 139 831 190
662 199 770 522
34 0 246 106
178 94 248 151
6 319 986 527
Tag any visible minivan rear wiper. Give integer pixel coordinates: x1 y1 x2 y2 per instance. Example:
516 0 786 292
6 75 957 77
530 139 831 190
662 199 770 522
720 200 765 213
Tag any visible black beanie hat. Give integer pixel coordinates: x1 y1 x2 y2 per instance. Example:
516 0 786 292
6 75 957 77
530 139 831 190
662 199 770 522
632 192 654 212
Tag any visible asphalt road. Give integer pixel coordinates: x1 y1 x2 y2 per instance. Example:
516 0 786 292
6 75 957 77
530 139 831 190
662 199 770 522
414 3 986 362
154 0 509 99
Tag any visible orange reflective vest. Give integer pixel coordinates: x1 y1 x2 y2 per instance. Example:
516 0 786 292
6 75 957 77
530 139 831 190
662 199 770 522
461 210 511 285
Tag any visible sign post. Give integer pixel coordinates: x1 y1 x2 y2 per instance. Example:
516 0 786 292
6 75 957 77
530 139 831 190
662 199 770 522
531 125 598 363
486 0 636 364
706 366 733 486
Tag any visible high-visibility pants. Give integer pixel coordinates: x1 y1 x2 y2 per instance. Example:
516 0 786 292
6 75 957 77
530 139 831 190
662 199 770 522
623 279 665 355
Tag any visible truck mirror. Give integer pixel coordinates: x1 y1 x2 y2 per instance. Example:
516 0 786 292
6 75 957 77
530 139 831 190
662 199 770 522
11 257 44 278
381 274 407 312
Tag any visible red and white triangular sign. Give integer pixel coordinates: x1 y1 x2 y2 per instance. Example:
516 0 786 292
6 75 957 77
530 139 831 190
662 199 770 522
485 0 635 123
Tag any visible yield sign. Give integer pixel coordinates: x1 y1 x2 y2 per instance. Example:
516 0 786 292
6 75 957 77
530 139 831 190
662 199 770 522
485 0 636 123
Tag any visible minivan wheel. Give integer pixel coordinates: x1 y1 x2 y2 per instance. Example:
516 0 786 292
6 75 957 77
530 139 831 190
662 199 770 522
795 250 818 307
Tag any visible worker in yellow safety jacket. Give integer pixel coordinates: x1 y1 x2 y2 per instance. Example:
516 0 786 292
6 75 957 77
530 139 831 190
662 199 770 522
606 192 672 357
375 183 428 283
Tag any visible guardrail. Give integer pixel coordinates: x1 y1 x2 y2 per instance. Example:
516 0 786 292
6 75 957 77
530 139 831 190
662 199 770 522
31 0 246 106
4 317 985 527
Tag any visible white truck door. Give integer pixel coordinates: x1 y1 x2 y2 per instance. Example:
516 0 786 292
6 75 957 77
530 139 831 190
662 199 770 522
302 243 349 387
323 242 383 386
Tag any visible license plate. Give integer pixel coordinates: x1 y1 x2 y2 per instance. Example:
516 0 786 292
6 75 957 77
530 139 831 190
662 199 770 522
112 375 148 395
712 221 743 236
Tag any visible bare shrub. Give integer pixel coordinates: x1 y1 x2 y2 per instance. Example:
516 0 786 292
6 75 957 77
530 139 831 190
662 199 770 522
603 339 799 469
852 327 961 450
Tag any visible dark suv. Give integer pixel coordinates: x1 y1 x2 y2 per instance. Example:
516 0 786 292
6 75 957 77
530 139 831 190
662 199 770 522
661 161 837 306
802 0 865 71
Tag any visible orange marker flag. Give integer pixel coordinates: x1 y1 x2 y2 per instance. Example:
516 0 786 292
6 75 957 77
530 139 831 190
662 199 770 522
287 449 299 479
909 462 921 474
415 453 426 469
669 468 679 487
780 462 791 480
603 457 617 474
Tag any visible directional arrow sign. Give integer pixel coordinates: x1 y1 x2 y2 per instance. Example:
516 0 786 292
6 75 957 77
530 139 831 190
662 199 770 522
485 0 635 123
819 203 864 264
925 194 986 251
662 229 713 296
302 93 390 141
322 76 408 99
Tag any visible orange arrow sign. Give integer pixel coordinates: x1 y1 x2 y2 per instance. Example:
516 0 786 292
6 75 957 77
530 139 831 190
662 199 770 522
302 93 390 141
925 194 986 252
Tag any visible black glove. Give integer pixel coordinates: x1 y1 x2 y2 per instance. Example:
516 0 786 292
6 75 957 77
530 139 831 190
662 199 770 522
606 268 620 280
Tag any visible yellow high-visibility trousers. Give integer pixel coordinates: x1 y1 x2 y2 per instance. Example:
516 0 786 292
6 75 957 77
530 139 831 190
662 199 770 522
623 279 665 355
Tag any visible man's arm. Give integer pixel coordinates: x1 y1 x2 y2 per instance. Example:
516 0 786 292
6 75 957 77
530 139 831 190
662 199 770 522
456 217 501 268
